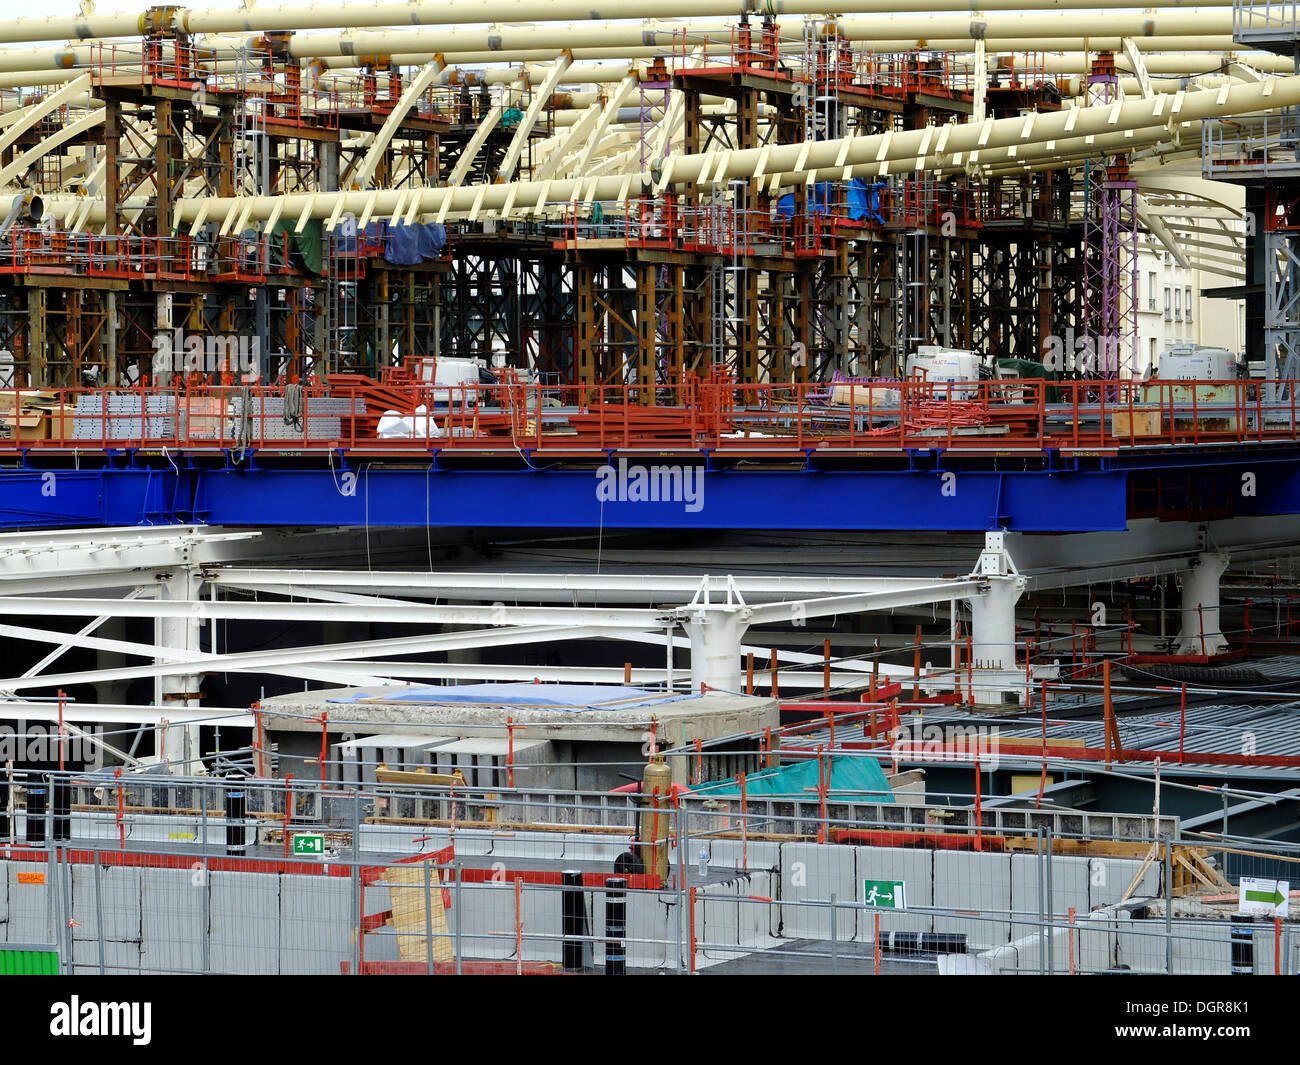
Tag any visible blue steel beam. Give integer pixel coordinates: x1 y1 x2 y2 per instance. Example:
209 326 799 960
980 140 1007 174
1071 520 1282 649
0 468 179 529
8 446 1300 532
191 466 1127 532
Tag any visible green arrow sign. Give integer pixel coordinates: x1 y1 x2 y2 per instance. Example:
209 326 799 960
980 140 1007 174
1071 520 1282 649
863 879 906 910
1239 876 1290 916
292 833 325 856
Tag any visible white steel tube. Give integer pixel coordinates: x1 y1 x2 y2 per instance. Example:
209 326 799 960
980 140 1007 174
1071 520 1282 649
172 73 1300 228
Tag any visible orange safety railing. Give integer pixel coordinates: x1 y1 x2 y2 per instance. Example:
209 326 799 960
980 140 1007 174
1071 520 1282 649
91 39 204 87
0 376 1295 456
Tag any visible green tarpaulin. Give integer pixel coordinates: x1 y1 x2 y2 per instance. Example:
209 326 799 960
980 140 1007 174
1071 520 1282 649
996 357 1063 403
691 755 894 803
256 218 323 274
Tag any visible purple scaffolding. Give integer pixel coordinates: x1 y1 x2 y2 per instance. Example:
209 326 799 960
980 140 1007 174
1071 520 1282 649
1080 57 1139 379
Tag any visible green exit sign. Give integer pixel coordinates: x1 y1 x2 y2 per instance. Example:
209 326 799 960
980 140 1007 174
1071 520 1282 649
293 833 325 856
863 879 907 909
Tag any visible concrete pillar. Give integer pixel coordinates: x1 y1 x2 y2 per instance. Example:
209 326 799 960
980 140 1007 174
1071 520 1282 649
967 532 1027 706
967 578 1023 673
1177 552 1230 655
965 579 1026 706
155 570 202 773
686 610 749 694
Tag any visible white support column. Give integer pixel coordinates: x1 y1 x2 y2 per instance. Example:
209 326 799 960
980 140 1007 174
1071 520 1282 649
1177 552 1230 655
686 610 749 694
967 532 1027 706
154 570 202 772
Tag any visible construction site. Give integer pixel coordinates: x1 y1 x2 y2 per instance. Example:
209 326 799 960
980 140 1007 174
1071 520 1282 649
0 0 1298 982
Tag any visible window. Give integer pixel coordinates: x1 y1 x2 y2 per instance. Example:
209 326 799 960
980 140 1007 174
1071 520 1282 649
1164 286 1171 320
1148 272 1157 310
1175 288 1182 322
1149 337 1157 371
1185 286 1193 323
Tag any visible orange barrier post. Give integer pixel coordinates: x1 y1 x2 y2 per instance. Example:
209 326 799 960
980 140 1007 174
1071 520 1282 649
689 886 698 973
973 755 983 852
769 649 779 697
746 653 754 695
1068 907 1077 974
874 912 881 975
823 638 832 693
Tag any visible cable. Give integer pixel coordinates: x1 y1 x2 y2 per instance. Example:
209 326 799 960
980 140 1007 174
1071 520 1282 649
282 381 304 429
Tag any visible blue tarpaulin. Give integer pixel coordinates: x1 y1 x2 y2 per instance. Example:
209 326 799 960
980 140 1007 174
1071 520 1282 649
330 221 447 264
380 221 448 265
776 179 885 223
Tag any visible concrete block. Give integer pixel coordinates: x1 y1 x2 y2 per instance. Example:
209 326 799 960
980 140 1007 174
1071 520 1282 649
446 880 519 961
779 842 857 941
71 864 142 943
736 870 780 951
1113 918 1229 974
697 877 739 964
7 860 54 944
140 867 204 975
1077 911 1118 973
1089 857 1160 908
494 833 565 861
1010 854 1090 942
624 888 678 970
854 846 934 939
281 873 354 975
933 851 1012 949
705 839 781 875
210 870 280 975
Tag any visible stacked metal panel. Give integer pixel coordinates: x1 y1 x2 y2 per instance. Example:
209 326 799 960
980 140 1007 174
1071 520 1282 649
229 394 366 441
73 394 177 440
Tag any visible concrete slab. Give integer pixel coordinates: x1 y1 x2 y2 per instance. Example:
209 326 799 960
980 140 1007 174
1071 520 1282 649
933 851 1012 949
7 860 54 944
1010 853 1090 942
854 845 934 939
140 867 205 974
210 870 280 975
281 873 354 975
71 864 142 944
779 842 857 941
1089 856 1160 908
